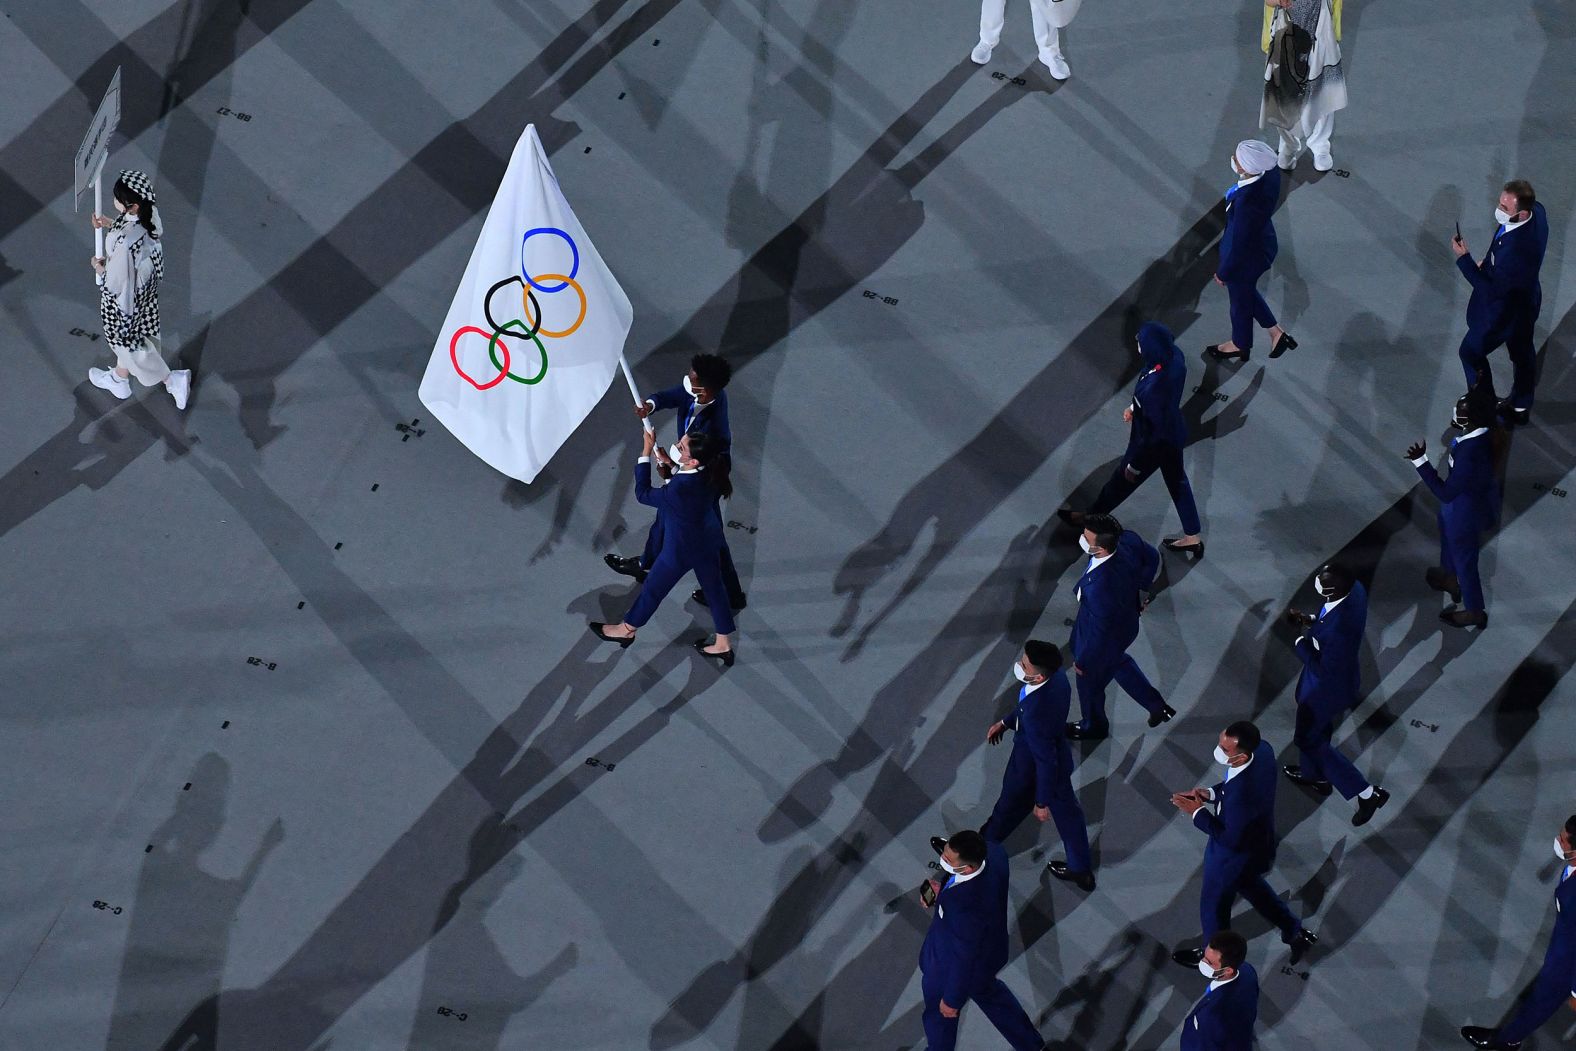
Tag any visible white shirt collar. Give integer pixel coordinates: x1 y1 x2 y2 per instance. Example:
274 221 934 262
1319 593 1347 617
1086 552 1115 574
1501 215 1531 235
947 858 986 887
1021 678 1048 697
1235 173 1263 188
1455 427 1489 442
1209 971 1240 992
1224 754 1253 782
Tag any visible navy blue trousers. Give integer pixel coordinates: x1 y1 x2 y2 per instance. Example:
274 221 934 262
1459 318 1538 410
1439 514 1486 612
981 742 1092 872
920 969 1042 1051
1293 702 1370 800
1226 279 1277 349
1200 846 1300 942
1498 931 1575 1043
625 550 736 636
1089 443 1203 536
1076 655 1164 733
641 512 745 607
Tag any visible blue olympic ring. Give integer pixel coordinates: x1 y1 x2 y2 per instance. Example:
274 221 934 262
520 227 579 293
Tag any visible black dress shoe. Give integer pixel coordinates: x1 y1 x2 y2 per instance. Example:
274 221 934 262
692 637 736 668
1269 332 1298 358
1460 1025 1521 1049
603 553 648 582
1441 608 1488 629
930 836 948 857
1161 537 1205 560
589 622 635 648
1065 722 1109 741
1203 344 1249 363
1425 566 1462 603
1497 399 1530 426
1047 860 1096 892
1147 704 1176 728
690 588 748 611
1353 786 1390 827
1171 946 1205 967
1285 927 1318 962
1282 765 1333 796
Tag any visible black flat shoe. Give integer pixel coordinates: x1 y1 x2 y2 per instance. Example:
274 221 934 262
690 588 748 611
1204 344 1249 363
1270 332 1298 358
1353 786 1390 827
1147 704 1176 728
1047 860 1096 892
1161 537 1205 560
1497 399 1530 427
589 622 635 648
1171 946 1205 967
603 553 648 582
1065 722 1109 741
1285 927 1318 963
1441 608 1488 630
1283 764 1333 796
1461 1025 1522 1050
693 637 736 667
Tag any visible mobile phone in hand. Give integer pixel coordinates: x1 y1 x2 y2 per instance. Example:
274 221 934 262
919 880 938 907
1455 221 1462 241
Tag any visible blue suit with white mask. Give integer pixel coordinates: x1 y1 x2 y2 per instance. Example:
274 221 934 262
1457 200 1548 412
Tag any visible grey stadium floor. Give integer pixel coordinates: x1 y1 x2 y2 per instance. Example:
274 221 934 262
2 1 1575 1048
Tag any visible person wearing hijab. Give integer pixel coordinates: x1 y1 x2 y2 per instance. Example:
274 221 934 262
1059 323 1205 558
1204 141 1296 364
87 170 190 409
969 0 1080 81
1261 0 1347 172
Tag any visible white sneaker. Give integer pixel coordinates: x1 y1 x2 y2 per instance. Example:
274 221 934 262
970 41 993 64
1278 141 1298 170
1312 150 1334 172
166 369 191 411
89 367 131 400
1041 50 1070 80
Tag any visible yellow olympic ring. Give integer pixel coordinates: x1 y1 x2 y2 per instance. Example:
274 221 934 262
521 273 587 338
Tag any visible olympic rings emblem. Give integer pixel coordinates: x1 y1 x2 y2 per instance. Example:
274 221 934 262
448 226 589 390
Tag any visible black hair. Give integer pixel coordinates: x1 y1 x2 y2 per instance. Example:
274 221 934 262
1224 720 1260 756
684 432 733 501
1503 179 1536 215
1459 383 1498 430
948 830 987 867
1208 930 1248 970
1083 513 1122 554
112 178 158 239
1563 815 1576 842
1317 563 1355 596
691 353 732 391
1023 639 1062 674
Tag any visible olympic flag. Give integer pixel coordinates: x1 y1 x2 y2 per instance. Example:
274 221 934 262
418 124 633 483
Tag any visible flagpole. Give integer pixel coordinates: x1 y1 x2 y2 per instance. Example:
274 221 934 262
619 355 654 434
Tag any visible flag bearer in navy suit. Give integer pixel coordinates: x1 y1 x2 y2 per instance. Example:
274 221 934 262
603 353 746 610
1203 140 1297 364
1451 180 1549 426
1461 816 1576 1049
1408 386 1501 630
1171 721 1316 968
1281 563 1390 825
1181 929 1258 1051
1065 513 1176 741
970 639 1094 891
917 830 1044 1051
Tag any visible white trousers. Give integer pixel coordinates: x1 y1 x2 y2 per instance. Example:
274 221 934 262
110 335 171 386
978 0 1065 58
1278 111 1334 158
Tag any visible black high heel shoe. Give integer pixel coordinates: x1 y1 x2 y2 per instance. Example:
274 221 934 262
1203 344 1249 363
1161 537 1206 560
589 622 635 648
1269 332 1298 359
693 637 736 668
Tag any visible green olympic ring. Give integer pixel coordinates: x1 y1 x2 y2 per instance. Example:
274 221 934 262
487 319 549 385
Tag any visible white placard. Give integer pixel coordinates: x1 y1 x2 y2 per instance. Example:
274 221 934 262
74 67 121 211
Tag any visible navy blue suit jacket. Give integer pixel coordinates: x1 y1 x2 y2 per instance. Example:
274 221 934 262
634 462 724 567
1458 202 1548 338
1006 672 1075 806
919 842 1013 1007
1218 171 1281 283
1534 870 1576 997
1293 582 1367 722
1194 741 1279 866
1180 963 1259 1051
649 383 732 451
1071 531 1160 671
1129 324 1189 453
1416 431 1498 535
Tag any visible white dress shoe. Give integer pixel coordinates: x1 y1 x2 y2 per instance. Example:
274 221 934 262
89 367 131 399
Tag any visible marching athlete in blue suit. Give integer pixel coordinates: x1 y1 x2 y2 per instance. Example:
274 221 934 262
918 831 1043 1051
1171 721 1316 967
975 640 1094 890
1409 387 1502 629
591 427 738 666
1281 564 1390 825
1060 323 1205 558
603 354 746 610
1451 180 1549 424
1066 514 1175 741
1461 816 1576 1050
1181 930 1258 1051
1204 140 1296 363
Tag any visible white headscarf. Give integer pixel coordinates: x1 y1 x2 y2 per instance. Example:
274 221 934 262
1234 139 1279 177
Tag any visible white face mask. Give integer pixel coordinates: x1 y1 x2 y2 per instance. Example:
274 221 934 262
1230 155 1242 177
1451 405 1469 428
1314 578 1334 599
1198 959 1222 980
1556 839 1570 863
682 374 696 397
1013 661 1031 684
1214 745 1234 766
1079 534 1094 555
1495 207 1514 226
938 857 964 875
668 443 686 466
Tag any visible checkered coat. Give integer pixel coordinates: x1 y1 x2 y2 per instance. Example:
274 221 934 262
98 213 163 349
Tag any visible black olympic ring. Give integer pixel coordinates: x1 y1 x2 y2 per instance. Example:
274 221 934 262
484 276 542 341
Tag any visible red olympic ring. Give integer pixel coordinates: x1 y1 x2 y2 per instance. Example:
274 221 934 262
449 325 510 390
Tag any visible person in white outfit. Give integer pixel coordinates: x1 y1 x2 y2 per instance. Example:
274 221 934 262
971 0 1082 81
87 169 191 409
1260 0 1347 172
